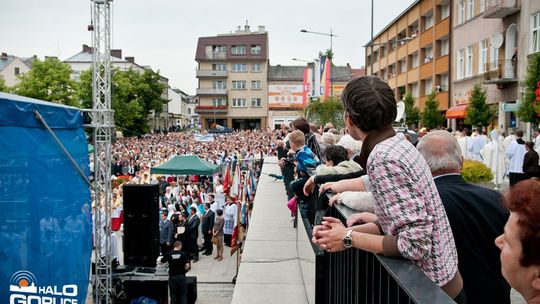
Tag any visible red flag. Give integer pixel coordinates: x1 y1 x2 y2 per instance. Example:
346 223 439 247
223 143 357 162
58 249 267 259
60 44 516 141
223 163 231 195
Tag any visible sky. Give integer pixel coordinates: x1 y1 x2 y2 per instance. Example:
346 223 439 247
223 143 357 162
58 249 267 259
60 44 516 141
1 0 415 95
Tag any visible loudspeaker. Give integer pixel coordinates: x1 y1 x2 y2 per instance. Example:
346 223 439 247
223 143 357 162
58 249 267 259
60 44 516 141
123 184 160 267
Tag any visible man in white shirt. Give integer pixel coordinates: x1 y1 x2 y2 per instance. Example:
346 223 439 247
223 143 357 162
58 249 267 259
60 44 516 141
468 128 488 162
506 130 527 186
534 128 540 154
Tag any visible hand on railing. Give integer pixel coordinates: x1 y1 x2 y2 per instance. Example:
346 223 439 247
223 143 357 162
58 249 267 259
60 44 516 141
319 182 336 194
312 216 347 253
303 176 316 196
328 193 340 206
346 212 378 228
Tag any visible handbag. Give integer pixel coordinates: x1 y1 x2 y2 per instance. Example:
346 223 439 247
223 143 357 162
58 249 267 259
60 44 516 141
211 234 218 244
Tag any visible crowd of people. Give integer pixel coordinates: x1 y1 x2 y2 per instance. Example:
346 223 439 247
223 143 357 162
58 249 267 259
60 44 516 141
273 76 540 304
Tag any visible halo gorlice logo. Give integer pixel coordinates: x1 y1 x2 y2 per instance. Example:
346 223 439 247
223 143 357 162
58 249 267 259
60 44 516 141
9 270 79 304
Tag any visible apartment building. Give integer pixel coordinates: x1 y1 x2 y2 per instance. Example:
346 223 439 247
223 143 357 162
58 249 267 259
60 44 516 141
450 0 540 132
366 0 451 115
195 25 269 130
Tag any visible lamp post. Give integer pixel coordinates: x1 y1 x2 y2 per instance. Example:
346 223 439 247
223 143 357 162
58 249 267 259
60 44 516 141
300 29 337 98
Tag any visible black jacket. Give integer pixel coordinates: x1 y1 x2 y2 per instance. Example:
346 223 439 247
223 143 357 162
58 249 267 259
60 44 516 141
434 174 510 304
523 150 540 173
187 214 200 240
201 210 215 233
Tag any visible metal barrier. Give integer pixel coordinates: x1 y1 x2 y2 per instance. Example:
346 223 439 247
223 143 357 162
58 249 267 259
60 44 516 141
297 193 455 304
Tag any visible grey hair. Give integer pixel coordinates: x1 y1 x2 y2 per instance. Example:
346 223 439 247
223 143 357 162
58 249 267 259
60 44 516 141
321 132 336 145
417 130 462 172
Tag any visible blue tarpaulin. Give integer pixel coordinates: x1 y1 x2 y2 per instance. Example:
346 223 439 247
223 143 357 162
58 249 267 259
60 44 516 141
0 92 91 303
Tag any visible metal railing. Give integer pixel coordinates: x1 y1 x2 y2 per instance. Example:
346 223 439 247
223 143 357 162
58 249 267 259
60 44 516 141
296 192 455 304
205 51 227 59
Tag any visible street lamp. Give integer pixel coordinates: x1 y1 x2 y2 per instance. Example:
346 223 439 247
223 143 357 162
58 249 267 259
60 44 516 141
300 28 337 98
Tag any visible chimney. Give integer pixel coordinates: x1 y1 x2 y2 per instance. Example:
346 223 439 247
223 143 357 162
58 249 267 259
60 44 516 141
1 52 7 59
258 26 265 33
245 25 250 32
110 49 122 59
125 56 135 63
82 44 93 53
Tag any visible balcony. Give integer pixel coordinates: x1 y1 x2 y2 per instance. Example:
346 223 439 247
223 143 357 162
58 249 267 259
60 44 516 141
196 88 227 95
483 59 518 86
204 52 227 60
194 105 228 114
483 0 520 18
196 69 227 78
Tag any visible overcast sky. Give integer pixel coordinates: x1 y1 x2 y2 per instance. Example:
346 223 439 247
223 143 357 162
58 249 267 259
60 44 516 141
1 0 415 94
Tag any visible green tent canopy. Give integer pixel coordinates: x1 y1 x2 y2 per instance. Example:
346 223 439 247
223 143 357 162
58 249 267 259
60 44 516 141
150 155 218 175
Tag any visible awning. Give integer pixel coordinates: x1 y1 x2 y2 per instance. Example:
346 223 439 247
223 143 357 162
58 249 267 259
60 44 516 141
446 104 468 119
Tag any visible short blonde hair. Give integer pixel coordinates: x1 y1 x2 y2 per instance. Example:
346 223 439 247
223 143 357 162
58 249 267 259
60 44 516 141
289 130 305 147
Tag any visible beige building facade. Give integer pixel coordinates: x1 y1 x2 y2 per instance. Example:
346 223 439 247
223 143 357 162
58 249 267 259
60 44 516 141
195 25 269 130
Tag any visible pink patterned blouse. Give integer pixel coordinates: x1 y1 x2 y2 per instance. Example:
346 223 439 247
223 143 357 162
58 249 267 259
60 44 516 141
367 133 458 286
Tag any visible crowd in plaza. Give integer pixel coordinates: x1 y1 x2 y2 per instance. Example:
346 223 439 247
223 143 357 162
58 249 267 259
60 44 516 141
274 76 540 304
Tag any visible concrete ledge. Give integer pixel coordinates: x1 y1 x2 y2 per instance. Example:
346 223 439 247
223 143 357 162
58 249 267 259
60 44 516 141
231 156 308 304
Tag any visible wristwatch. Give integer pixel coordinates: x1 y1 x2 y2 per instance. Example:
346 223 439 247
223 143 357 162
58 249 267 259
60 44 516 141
342 229 353 249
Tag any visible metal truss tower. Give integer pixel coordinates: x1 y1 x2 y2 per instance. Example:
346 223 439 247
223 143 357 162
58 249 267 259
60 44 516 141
90 0 114 302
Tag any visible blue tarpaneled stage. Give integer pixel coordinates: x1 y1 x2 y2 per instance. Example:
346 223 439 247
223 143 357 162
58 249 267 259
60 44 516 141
0 92 91 303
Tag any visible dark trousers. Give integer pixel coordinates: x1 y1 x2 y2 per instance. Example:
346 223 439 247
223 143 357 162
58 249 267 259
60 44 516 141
160 243 172 256
203 232 213 254
169 274 187 304
509 172 526 186
188 238 199 260
224 234 232 247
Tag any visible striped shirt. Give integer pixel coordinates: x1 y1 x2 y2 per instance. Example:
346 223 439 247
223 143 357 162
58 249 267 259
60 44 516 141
367 133 458 286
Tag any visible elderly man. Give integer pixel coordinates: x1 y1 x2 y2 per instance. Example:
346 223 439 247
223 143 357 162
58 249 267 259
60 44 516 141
417 130 510 304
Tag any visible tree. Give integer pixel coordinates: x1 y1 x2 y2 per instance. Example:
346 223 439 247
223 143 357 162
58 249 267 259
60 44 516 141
12 57 79 106
465 83 493 127
0 75 8 92
303 97 344 129
79 67 168 135
517 51 540 124
403 92 420 128
422 91 445 129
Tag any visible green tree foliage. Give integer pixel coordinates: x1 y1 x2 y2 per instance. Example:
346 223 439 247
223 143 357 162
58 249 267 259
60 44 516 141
465 83 493 127
79 68 168 135
12 57 79 106
403 92 420 127
422 91 445 129
304 97 344 129
517 51 540 124
0 75 8 92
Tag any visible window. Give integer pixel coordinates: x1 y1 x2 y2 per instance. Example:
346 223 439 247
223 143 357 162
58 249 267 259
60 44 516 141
480 0 485 12
188 108 192 114
532 12 540 53
212 45 226 53
231 45 246 55
252 63 262 72
440 4 450 20
212 98 227 106
380 46 386 58
232 81 246 90
440 39 449 56
424 45 433 63
251 98 262 107
490 40 499 71
424 13 434 30
457 48 465 79
251 80 261 89
467 0 474 20
213 80 226 89
232 98 247 107
479 39 488 74
14 67 20 75
212 63 227 71
466 46 473 77
424 78 433 95
411 53 419 68
232 63 247 72
251 45 261 55
399 59 407 73
439 74 449 91
411 82 419 98
459 0 465 24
